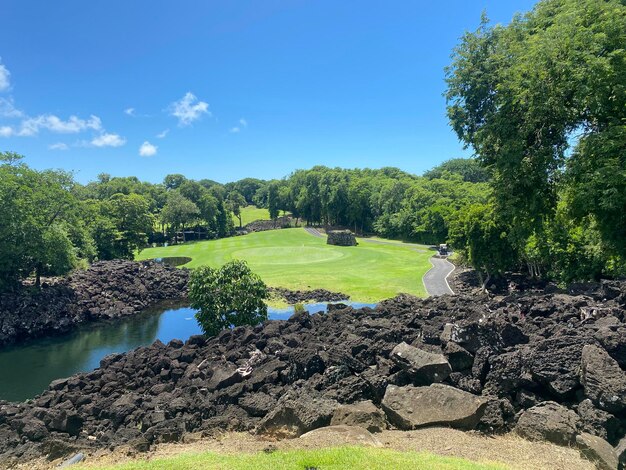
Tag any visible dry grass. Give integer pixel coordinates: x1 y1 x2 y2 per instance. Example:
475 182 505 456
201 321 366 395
21 428 594 470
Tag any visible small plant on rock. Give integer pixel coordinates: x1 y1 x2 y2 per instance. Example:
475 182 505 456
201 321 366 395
189 260 269 336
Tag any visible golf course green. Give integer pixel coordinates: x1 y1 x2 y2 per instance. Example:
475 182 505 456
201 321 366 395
137 228 433 302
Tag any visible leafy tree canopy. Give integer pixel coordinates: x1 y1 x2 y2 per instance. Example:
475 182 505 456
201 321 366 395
189 260 269 336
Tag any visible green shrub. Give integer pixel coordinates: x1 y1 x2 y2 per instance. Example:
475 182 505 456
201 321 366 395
189 260 268 336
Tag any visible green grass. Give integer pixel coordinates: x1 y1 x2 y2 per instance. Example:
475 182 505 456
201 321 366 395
137 228 432 301
234 205 271 226
83 446 508 470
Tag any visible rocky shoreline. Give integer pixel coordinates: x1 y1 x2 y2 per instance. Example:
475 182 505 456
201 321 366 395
0 260 189 348
0 280 624 468
0 261 352 349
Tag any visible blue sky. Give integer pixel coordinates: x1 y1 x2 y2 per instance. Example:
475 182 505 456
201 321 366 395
0 1 535 184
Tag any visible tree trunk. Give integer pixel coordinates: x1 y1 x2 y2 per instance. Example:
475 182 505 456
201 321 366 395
35 262 42 288
182 224 186 243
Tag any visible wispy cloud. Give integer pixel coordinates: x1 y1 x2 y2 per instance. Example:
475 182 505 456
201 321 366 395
156 129 169 139
169 92 210 126
0 59 10 92
18 114 102 137
139 141 157 157
91 132 126 147
49 142 69 150
124 107 135 116
230 117 248 133
0 126 13 137
0 98 23 118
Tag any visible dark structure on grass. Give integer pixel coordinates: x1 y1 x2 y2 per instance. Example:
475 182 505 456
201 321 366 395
327 230 357 246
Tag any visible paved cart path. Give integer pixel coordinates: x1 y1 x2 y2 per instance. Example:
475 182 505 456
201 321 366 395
423 257 455 296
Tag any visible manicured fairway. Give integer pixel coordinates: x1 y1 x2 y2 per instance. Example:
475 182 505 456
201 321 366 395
233 205 271 226
83 446 507 470
137 228 433 301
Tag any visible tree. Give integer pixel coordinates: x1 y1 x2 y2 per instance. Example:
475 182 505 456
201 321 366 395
267 182 280 226
448 203 516 290
445 0 626 279
106 193 155 258
0 155 82 289
423 158 490 183
163 174 187 190
227 191 246 228
161 191 200 242
189 260 269 336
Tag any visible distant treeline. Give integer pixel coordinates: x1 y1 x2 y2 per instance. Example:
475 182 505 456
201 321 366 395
0 152 488 291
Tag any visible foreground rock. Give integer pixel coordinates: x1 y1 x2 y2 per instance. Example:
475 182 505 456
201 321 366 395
300 425 382 447
575 433 619 470
0 260 189 347
581 345 626 414
382 384 488 430
390 342 451 384
0 279 624 468
516 402 581 446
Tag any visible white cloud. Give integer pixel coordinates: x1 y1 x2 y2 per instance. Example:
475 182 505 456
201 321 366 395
0 59 10 92
0 126 14 137
91 133 126 147
18 114 102 136
0 98 23 118
230 118 248 133
156 128 169 138
124 107 135 116
49 142 69 150
139 141 157 157
169 92 210 126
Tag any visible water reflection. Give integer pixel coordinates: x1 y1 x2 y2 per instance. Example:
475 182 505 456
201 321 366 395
0 300 375 402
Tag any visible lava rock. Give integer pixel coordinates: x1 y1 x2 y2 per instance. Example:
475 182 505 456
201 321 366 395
576 432 619 470
381 384 488 430
581 345 626 414
330 400 388 433
390 342 451 384
516 402 581 446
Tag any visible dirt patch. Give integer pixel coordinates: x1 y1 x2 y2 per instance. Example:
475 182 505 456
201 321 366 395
21 429 593 470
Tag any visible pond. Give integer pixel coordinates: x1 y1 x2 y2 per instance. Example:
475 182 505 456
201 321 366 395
152 256 192 267
0 300 376 402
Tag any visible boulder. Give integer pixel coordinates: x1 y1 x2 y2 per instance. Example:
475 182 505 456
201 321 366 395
381 384 488 430
443 342 474 372
575 433 619 470
516 402 580 446
299 425 382 447
527 336 585 398
581 345 626 414
390 342 451 384
330 400 387 433
257 391 338 438
577 399 621 443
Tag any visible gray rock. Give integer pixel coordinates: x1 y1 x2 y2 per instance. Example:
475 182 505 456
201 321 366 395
257 391 338 438
330 400 388 433
576 432 619 470
516 401 580 446
444 342 474 372
381 384 488 430
581 345 626 414
390 342 451 384
615 436 626 468
577 399 621 443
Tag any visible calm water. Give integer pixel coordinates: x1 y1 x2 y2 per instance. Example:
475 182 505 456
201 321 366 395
0 300 375 402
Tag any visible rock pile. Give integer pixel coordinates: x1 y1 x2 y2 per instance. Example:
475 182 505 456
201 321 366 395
0 260 189 347
243 217 292 233
327 230 357 246
0 280 625 468
269 287 348 304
